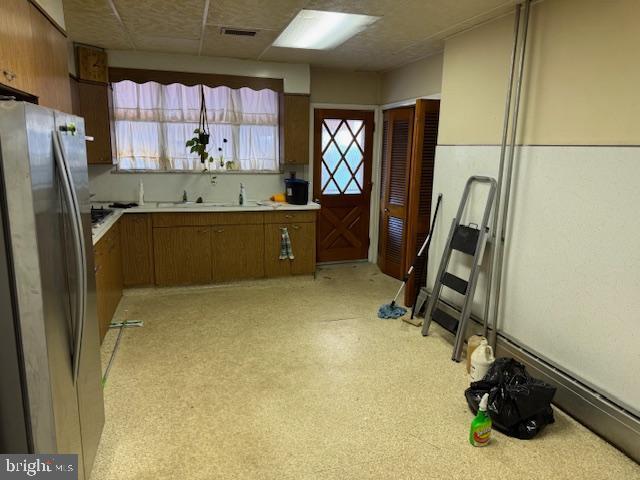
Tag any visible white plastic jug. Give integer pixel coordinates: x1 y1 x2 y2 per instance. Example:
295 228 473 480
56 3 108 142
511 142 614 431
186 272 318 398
469 339 495 382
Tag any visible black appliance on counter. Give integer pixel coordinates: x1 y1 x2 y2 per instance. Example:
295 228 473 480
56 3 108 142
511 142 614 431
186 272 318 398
90 206 113 225
285 173 309 205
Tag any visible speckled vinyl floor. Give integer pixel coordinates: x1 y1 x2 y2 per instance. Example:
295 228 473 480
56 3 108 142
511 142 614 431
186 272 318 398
93 263 640 480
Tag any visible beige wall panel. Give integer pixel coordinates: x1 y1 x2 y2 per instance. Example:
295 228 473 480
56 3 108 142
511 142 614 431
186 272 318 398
438 14 514 145
520 0 640 145
380 53 443 105
310 67 381 105
439 0 640 145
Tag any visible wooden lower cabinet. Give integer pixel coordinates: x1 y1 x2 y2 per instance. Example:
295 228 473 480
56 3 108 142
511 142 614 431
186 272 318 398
120 214 154 286
289 222 316 275
94 221 123 343
264 222 316 277
112 211 317 287
154 226 212 286
212 224 264 282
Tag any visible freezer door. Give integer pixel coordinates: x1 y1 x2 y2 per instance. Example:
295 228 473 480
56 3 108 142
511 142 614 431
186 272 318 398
54 111 105 477
0 102 65 454
0 186 30 452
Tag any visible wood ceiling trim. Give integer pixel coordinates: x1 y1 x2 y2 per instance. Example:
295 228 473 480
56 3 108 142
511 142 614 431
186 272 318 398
108 67 284 92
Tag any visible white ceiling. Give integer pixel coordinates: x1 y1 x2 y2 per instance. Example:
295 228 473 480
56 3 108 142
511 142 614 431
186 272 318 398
62 0 517 71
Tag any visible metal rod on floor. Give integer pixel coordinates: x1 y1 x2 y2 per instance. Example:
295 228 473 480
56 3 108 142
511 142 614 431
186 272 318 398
488 0 531 349
483 3 522 340
102 319 141 385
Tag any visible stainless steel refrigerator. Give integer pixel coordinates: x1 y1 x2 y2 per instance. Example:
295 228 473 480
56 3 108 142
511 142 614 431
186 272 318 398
0 102 104 479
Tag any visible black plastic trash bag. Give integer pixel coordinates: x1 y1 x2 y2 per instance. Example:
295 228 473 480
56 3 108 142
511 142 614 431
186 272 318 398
464 357 556 439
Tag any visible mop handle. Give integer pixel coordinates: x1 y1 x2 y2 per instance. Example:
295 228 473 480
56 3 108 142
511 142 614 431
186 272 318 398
402 193 443 282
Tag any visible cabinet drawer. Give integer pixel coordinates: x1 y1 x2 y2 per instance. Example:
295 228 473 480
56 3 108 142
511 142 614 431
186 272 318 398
214 212 264 225
265 210 316 224
153 213 218 227
153 211 264 227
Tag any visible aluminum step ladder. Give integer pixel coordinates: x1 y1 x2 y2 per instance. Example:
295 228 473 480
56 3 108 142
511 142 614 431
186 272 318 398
419 176 497 362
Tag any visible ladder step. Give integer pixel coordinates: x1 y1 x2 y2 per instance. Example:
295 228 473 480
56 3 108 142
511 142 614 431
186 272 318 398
441 272 468 295
432 308 459 334
451 224 480 255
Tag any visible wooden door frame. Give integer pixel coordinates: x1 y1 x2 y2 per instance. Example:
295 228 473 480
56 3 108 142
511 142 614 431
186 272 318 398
313 108 375 263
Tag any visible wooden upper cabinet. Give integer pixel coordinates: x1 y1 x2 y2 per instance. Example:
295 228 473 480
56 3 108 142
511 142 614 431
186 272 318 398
29 3 72 113
120 214 155 286
78 81 113 164
281 94 310 165
76 46 108 83
0 0 36 94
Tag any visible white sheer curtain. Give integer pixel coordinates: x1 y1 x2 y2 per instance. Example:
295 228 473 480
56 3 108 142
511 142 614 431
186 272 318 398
112 80 279 171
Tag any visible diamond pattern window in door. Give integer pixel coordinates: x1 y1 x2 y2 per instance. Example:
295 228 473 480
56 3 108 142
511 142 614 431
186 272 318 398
321 118 366 195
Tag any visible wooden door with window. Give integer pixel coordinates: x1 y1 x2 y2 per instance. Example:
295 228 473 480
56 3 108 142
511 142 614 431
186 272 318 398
377 107 414 279
313 109 374 262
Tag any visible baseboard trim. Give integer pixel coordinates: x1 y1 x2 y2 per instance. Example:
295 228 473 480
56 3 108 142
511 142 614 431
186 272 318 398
425 295 640 463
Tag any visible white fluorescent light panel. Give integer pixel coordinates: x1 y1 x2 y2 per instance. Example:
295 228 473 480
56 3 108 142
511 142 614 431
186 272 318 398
273 9 380 50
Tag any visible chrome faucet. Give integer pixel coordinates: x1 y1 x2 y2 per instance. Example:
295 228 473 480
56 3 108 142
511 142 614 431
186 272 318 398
182 190 188 202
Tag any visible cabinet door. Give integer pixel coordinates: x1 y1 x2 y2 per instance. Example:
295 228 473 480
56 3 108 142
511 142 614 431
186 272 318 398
264 224 291 277
0 0 35 94
78 81 112 164
107 222 123 318
29 4 71 112
212 224 264 282
282 94 310 165
94 240 110 343
120 214 154 286
289 223 316 275
154 227 212 286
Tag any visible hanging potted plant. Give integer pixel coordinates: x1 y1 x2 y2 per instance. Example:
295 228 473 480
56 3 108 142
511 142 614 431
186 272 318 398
186 85 213 166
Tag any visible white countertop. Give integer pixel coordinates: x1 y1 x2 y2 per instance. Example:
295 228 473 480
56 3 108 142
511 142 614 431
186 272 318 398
91 201 320 246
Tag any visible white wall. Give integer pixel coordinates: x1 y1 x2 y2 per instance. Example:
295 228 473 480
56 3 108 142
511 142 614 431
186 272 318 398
430 0 640 414
380 53 443 105
107 50 310 94
88 165 291 204
430 145 640 414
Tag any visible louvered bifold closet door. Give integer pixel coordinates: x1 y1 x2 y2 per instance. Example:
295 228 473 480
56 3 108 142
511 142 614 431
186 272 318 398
404 99 440 305
378 107 414 279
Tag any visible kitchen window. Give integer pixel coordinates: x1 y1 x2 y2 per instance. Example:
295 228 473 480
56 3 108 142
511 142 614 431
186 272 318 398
112 80 279 172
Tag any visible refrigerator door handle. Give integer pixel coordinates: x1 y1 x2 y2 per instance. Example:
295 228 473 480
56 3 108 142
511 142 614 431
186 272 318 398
53 131 87 384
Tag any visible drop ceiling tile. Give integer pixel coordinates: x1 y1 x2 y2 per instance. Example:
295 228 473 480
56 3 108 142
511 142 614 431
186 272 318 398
132 36 201 55
207 0 306 31
114 0 204 40
200 26 278 59
62 0 131 49
62 0 520 71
